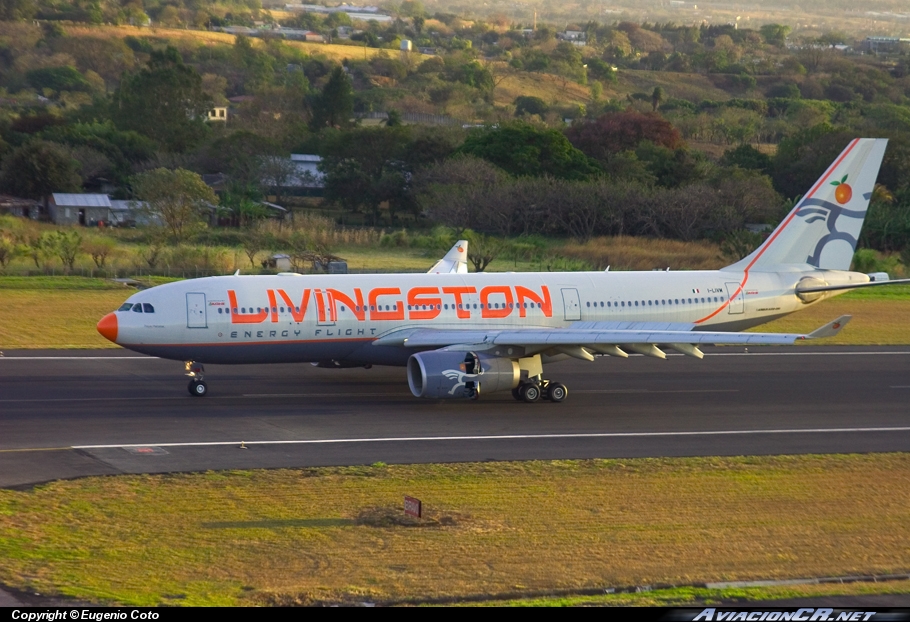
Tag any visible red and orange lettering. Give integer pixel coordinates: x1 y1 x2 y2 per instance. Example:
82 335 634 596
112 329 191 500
515 285 552 318
267 290 279 323
368 287 405 321
327 288 365 322
276 288 311 323
408 287 442 320
480 285 513 319
228 290 269 324
442 286 476 319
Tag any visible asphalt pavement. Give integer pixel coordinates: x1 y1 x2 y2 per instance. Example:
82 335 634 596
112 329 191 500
1 346 909 488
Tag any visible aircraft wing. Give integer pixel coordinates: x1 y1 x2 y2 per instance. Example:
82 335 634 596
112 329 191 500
427 240 469 274
374 316 851 358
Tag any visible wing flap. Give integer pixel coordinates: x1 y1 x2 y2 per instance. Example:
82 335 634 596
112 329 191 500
376 316 851 350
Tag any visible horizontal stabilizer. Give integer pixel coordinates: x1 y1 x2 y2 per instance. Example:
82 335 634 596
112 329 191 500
807 315 852 339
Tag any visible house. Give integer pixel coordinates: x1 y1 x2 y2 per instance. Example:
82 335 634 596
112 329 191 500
50 194 111 226
558 30 587 46
289 154 326 194
49 194 154 226
207 107 228 122
861 37 910 54
0 195 39 219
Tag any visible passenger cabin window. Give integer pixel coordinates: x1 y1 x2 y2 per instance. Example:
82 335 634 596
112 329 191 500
118 303 133 312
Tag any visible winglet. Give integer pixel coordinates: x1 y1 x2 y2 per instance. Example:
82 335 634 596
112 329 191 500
427 240 469 274
807 315 852 339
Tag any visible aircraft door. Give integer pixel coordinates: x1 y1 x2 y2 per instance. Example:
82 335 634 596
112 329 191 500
315 289 336 326
561 288 581 321
186 292 208 328
725 283 745 315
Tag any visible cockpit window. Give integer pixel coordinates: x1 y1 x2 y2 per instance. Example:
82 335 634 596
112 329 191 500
143 303 155 313
118 303 133 312
132 304 143 313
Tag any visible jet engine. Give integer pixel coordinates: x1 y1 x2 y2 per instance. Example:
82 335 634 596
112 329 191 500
407 350 519 399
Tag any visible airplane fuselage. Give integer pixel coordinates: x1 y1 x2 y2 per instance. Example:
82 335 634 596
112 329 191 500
107 267 860 366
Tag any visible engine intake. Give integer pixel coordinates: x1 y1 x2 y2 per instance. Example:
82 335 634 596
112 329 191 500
408 350 519 399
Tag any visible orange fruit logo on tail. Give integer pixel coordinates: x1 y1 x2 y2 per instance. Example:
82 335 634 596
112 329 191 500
831 174 852 204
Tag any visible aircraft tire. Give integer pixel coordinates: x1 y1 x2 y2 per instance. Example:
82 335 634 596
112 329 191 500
512 387 522 401
546 382 567 403
519 383 541 403
189 380 208 397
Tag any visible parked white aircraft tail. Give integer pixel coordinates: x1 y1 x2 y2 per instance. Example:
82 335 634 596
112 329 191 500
98 138 908 402
427 240 469 274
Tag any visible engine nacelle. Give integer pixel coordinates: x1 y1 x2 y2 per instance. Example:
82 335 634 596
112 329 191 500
407 350 520 399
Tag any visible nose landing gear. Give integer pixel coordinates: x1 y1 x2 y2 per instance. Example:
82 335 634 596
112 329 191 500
186 361 208 397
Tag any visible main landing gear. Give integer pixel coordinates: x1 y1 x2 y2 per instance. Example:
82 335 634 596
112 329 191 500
512 378 568 404
186 361 208 397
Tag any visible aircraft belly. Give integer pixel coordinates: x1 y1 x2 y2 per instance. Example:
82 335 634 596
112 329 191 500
125 340 363 365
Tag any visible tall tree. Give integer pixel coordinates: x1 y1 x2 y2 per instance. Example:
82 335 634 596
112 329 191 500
132 168 218 243
309 67 354 131
112 47 212 152
0 141 81 218
651 86 664 112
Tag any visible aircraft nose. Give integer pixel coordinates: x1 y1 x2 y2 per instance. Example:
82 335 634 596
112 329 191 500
97 312 118 343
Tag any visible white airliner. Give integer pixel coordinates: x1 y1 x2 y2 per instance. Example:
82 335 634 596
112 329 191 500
98 138 907 402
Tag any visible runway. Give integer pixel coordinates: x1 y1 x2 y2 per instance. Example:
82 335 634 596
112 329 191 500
1 346 909 488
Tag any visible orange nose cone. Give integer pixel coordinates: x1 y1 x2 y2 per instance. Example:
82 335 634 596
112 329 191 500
97 312 118 343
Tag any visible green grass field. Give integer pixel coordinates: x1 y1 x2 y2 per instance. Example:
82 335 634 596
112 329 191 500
1 455 908 606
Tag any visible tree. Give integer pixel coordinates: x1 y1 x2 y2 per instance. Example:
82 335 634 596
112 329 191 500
46 230 83 272
651 86 664 112
760 24 791 47
83 236 117 269
309 67 354 130
458 122 599 181
112 47 212 152
0 233 20 271
0 0 35 20
720 143 772 174
513 96 549 117
0 141 81 218
132 168 218 243
564 110 684 165
465 232 502 272
319 126 416 223
26 66 93 94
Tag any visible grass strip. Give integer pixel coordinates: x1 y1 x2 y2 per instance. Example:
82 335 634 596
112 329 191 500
0 455 908 606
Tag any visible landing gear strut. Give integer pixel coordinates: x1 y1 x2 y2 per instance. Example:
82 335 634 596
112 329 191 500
512 378 568 403
186 361 207 397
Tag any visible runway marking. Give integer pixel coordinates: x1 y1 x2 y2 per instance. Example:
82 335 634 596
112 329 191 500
0 393 396 403
72 426 910 450
0 446 71 453
241 389 738 397
892 386 910 389
573 389 737 394
0 356 156 360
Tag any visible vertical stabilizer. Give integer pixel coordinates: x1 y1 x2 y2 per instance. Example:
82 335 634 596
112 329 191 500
428 240 469 274
725 138 887 272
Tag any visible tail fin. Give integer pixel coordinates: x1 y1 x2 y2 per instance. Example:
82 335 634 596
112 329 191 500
428 240 469 274
725 138 887 272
